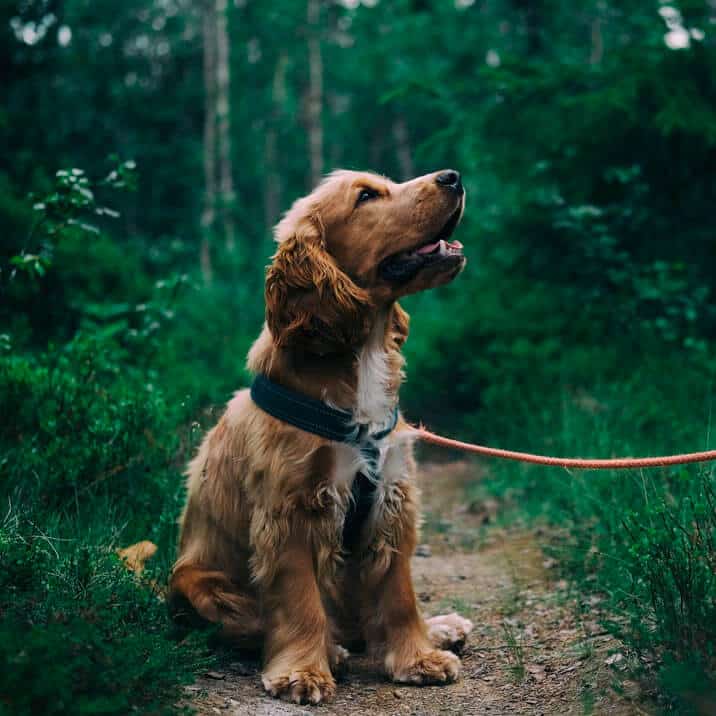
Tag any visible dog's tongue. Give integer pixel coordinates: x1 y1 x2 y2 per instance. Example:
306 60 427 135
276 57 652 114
416 239 463 255
416 240 442 255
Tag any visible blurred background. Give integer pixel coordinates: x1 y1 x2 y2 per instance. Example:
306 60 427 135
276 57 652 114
1 1 715 714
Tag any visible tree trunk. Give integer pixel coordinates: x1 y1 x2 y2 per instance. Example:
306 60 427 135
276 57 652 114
200 0 217 282
392 116 414 181
590 16 603 65
215 0 235 251
264 52 288 235
513 0 542 56
525 0 542 55
306 0 323 189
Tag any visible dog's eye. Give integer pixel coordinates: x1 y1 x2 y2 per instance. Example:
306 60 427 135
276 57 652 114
356 187 379 205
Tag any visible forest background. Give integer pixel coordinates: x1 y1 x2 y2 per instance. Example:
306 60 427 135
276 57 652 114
1 0 715 713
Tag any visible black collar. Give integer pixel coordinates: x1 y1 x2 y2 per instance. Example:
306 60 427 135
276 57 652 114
250 374 399 552
250 373 398 446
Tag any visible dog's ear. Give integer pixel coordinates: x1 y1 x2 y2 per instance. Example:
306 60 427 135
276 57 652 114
265 212 372 353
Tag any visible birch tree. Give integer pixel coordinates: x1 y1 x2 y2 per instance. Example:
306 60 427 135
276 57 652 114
201 0 235 279
200 0 217 281
215 0 235 251
306 0 323 189
264 52 288 235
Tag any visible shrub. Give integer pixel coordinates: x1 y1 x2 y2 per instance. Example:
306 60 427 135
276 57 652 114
0 518 210 716
477 368 716 710
0 334 184 529
0 165 216 714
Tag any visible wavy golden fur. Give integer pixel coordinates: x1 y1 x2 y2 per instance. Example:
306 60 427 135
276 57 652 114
170 169 473 705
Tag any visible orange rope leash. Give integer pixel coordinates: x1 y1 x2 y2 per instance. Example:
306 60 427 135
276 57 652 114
412 426 716 469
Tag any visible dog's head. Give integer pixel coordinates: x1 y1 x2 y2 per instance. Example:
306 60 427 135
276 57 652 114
266 169 466 353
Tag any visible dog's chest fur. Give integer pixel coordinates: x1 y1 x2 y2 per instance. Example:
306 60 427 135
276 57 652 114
331 316 408 532
354 316 394 427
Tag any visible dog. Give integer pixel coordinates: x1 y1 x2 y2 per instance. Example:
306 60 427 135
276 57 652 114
169 169 473 705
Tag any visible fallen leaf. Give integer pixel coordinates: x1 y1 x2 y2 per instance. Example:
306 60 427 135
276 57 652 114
116 540 157 575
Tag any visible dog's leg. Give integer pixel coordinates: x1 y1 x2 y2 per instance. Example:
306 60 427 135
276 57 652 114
168 564 262 647
260 534 336 705
360 478 461 685
368 547 461 684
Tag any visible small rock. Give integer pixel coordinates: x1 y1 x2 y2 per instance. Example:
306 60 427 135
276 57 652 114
415 544 432 557
205 670 226 680
605 652 624 666
393 689 402 699
230 661 255 676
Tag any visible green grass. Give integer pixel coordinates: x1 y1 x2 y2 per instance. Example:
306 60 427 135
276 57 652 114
0 516 212 716
501 621 526 683
0 336 215 715
471 366 716 712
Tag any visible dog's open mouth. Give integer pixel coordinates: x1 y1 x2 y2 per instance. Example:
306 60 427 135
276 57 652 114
379 206 465 283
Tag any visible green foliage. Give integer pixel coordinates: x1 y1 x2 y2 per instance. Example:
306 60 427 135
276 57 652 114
0 310 216 713
7 161 135 276
3 0 716 710
0 518 210 716
621 480 716 660
1 335 177 520
477 369 716 711
0 168 212 713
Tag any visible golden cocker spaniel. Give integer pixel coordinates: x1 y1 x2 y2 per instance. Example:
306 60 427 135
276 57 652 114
170 169 473 704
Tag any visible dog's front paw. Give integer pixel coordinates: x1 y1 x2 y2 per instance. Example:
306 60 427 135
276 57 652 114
262 666 336 705
425 612 474 652
386 648 461 685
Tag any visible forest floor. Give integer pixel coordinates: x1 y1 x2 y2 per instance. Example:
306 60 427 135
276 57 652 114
184 461 651 715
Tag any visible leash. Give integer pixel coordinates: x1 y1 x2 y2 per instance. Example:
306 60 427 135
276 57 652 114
412 426 716 469
250 374 716 470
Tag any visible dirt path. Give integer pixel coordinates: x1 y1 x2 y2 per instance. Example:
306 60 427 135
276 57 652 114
185 462 647 715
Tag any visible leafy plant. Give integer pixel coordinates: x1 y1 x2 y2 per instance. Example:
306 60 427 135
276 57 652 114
477 373 716 711
0 517 211 716
0 166 210 714
8 160 135 283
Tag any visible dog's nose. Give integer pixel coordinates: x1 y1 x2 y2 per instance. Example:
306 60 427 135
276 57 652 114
436 169 462 193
